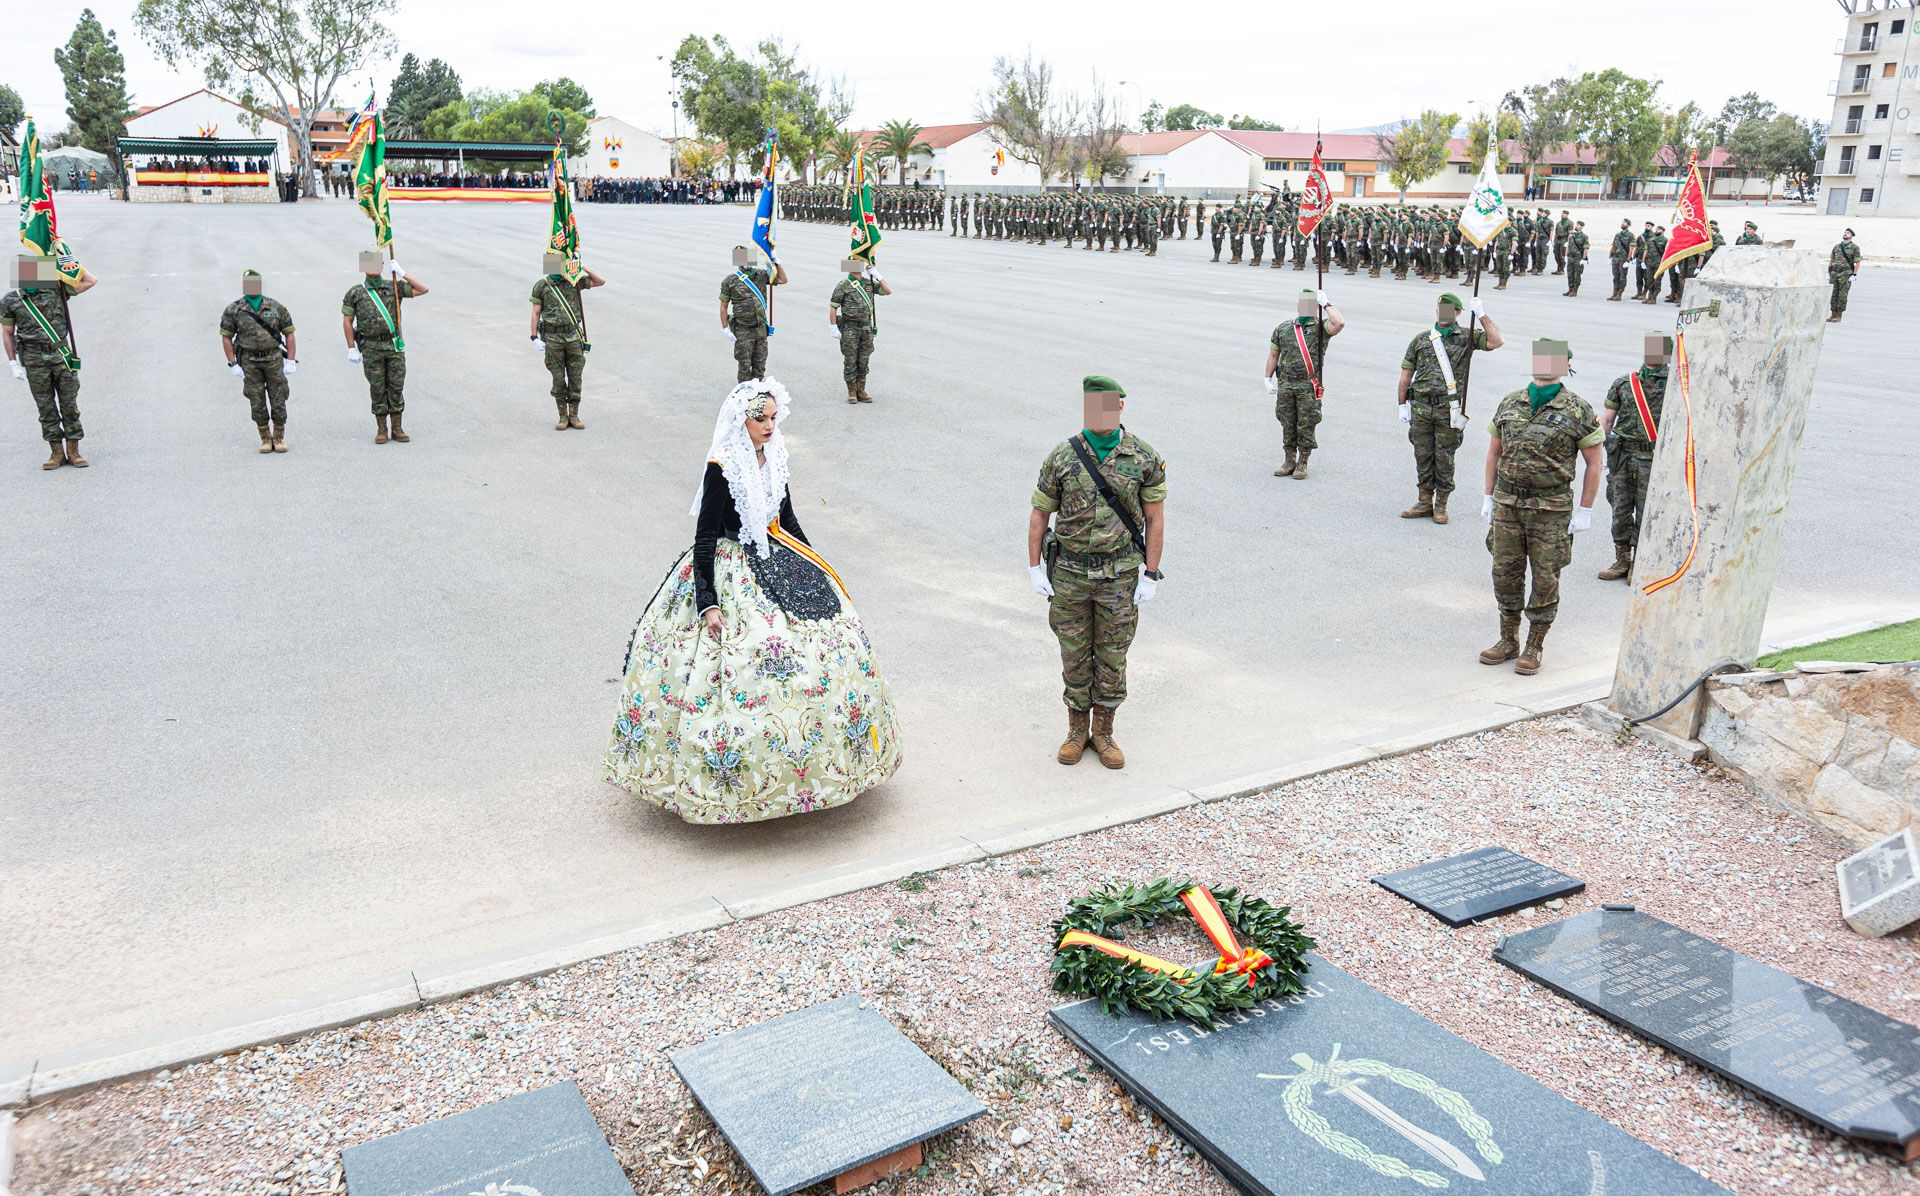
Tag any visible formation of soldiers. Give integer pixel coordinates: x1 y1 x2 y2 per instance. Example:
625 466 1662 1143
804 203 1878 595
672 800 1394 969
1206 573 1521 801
943 192 1187 255
780 184 946 231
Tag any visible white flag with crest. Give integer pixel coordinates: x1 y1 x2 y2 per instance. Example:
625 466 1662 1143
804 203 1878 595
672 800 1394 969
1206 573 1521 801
1457 145 1509 248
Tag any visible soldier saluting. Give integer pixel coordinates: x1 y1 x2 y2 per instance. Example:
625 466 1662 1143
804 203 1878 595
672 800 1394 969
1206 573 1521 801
1028 376 1167 771
342 250 429 444
219 268 297 452
719 244 787 381
1598 335 1670 583
530 252 606 431
4 253 98 469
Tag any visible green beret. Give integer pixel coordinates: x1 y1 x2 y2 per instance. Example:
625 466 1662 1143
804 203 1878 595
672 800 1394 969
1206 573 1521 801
1082 375 1126 397
242 268 262 278
1438 292 1463 310
1532 338 1571 358
1744 221 1757 229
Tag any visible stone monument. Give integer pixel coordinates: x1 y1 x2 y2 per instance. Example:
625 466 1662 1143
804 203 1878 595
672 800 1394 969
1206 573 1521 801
1607 245 1830 741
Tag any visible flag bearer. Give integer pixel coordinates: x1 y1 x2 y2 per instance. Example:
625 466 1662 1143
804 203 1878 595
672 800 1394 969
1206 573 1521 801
1598 335 1671 582
829 257 890 404
343 250 428 444
720 245 786 382
530 252 605 430
4 254 97 469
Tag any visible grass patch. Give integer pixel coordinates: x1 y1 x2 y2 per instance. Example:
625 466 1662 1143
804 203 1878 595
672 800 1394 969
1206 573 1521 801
1757 619 1920 670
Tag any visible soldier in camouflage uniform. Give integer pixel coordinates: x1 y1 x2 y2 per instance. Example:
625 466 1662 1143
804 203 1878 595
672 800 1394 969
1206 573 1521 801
1247 201 1267 266
220 268 298 452
1734 220 1761 245
1491 221 1515 289
1828 229 1861 322
1028 375 1167 770
1641 224 1668 305
1478 338 1604 675
1597 335 1669 582
1532 208 1552 273
1177 196 1190 239
1264 289 1345 479
343 251 429 444
3 254 97 469
1209 200 1226 261
1398 292 1502 523
1607 219 1635 301
1563 222 1589 297
530 252 606 430
1226 202 1245 263
1551 210 1572 274
719 245 787 383
829 257 890 404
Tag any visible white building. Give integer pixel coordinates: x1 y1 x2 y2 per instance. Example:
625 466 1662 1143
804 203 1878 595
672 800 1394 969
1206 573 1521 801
122 88 287 169
1820 1 1920 216
582 116 671 179
857 122 1044 190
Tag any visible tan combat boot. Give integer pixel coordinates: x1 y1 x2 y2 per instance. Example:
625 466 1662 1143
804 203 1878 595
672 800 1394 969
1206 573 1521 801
567 402 584 429
1607 287 1622 302
1479 614 1521 665
847 385 859 405
64 439 87 467
1291 451 1310 480
1274 448 1297 478
555 402 570 430
389 412 410 442
42 441 66 470
271 423 287 452
258 423 274 453
1089 706 1125 769
1400 489 1434 519
857 382 874 404
375 414 390 444
1431 493 1450 525
1598 546 1632 581
1058 708 1090 765
1514 622 1550 675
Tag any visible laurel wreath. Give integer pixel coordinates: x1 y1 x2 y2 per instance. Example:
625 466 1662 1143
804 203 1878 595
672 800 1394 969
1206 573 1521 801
1050 877 1315 1022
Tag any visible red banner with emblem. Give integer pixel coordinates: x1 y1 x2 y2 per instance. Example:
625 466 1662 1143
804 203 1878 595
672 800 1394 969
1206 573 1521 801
1654 152 1711 280
1297 139 1332 238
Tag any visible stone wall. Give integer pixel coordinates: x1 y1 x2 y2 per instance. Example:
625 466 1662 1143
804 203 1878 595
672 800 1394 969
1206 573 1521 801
130 185 277 204
1700 664 1920 847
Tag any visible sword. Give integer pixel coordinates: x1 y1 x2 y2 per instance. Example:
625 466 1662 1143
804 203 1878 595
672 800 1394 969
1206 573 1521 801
1293 1053 1486 1182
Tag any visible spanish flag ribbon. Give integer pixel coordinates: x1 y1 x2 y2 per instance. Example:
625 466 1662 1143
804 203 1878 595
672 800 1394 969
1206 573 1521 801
1057 929 1195 985
1639 331 1699 596
1181 886 1274 986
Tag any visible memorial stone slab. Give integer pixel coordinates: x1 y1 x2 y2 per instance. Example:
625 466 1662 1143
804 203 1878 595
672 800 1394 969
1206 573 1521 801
1372 845 1585 926
341 1080 631 1196
1495 907 1920 1161
1050 953 1725 1195
670 994 986 1196
1838 828 1920 939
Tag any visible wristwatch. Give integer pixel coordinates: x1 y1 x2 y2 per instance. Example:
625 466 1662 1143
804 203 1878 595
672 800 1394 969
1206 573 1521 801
1144 569 1164 581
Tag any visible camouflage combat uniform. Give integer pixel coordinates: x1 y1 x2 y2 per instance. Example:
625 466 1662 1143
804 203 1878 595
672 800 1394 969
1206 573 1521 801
720 264 774 381
343 277 414 415
1487 385 1602 626
1402 322 1489 501
830 272 879 395
1 285 83 447
1603 364 1666 556
1270 315 1334 461
1829 238 1861 316
1032 430 1167 711
532 274 588 412
219 295 295 430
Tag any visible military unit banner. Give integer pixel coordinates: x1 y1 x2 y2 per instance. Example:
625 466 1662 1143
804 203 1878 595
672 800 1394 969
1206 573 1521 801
848 147 882 265
751 129 779 267
1456 145 1510 249
1296 139 1332 238
548 117 585 283
16 117 86 286
1654 153 1711 280
353 94 393 247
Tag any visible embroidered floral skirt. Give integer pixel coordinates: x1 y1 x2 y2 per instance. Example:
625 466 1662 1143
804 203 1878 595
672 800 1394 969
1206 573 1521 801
605 536 903 824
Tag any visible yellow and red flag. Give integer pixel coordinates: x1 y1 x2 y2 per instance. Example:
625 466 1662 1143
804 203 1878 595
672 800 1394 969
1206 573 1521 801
1653 151 1711 280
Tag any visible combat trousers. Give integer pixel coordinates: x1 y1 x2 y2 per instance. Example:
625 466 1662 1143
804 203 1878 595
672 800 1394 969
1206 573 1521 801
732 329 769 382
1229 233 1243 262
1533 243 1548 272
1048 566 1140 710
1293 240 1309 268
1273 382 1323 453
1553 242 1567 271
1210 230 1224 258
1408 400 1464 495
360 346 407 415
240 352 289 425
1488 502 1573 625
1831 272 1853 314
1609 450 1653 549
838 323 874 384
1611 260 1628 294
1567 261 1584 292
543 337 586 402
24 356 82 442
1249 235 1263 265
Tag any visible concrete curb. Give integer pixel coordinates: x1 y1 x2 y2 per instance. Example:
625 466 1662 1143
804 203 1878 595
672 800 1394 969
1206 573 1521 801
8 604 1911 1115
1 1109 14 1196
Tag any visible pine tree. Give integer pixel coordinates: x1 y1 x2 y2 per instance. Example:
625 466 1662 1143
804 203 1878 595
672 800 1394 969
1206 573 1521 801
54 9 133 171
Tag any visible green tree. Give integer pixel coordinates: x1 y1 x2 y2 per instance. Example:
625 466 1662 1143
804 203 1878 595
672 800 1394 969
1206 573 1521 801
1500 79 1572 195
821 128 862 183
974 50 1081 183
1659 101 1714 175
874 119 933 183
1376 108 1460 202
1163 103 1222 131
671 35 834 179
0 84 25 140
1712 91 1776 145
1463 110 1521 166
532 77 594 119
1723 116 1770 194
388 53 462 140
135 0 397 197
1227 113 1283 130
1760 114 1820 199
1139 100 1164 132
1564 68 1663 199
54 9 134 171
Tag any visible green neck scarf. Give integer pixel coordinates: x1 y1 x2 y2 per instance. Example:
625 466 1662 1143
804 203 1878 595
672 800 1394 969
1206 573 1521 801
245 294 264 312
547 273 569 285
1082 427 1122 462
1640 364 1668 383
1527 381 1563 413
1433 321 1459 336
1295 315 1315 327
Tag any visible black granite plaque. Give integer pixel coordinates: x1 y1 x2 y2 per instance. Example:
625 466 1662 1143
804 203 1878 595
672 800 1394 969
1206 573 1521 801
1495 908 1920 1160
1050 954 1725 1195
341 1080 630 1196
1373 845 1585 926
670 994 986 1196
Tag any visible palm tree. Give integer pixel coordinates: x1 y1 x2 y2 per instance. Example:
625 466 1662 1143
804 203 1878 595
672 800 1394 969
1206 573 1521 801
822 129 863 183
875 119 935 183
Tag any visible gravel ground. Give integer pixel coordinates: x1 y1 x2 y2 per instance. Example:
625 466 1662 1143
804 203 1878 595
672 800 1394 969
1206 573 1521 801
13 717 1920 1196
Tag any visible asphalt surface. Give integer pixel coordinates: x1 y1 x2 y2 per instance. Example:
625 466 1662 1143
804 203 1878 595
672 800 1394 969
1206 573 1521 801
3 195 1912 1063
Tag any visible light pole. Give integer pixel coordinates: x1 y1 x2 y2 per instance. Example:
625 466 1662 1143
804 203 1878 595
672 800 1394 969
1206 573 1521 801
1117 79 1146 129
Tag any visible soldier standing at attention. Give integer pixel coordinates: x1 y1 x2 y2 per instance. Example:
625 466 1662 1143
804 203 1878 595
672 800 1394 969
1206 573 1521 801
829 256 891 404
1631 220 1655 299
1552 210 1573 275
1563 221 1589 297
1195 198 1207 245
220 268 297 452
1263 288 1345 480
1533 207 1553 273
1607 219 1634 302
4 254 97 469
1227 202 1246 264
1248 201 1267 267
720 244 787 382
1641 225 1669 305
342 252 428 444
1209 201 1226 262
1734 220 1761 245
1828 229 1861 323
1177 196 1190 239
1028 375 1166 771
1598 335 1670 583
1492 221 1515 289
1398 292 1502 523
529 252 606 431
1479 338 1603 675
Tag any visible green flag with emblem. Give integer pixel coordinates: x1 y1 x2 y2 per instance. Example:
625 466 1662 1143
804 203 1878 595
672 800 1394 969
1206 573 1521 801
17 117 86 286
353 94 393 247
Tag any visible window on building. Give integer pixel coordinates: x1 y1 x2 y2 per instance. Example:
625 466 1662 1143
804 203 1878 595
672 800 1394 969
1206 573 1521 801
1862 187 1876 202
1849 104 1865 118
1885 62 1898 77
1892 148 1905 161
1457 163 1473 174
1893 19 1906 34
1322 161 1346 172
1869 144 1883 159
1264 160 1285 171
1877 104 1891 118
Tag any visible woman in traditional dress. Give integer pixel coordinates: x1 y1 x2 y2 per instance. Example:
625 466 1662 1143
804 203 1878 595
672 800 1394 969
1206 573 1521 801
605 378 902 823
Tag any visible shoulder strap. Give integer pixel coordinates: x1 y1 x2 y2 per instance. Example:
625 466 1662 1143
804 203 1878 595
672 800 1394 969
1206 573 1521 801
1066 435 1148 558
238 304 288 356
1628 374 1660 443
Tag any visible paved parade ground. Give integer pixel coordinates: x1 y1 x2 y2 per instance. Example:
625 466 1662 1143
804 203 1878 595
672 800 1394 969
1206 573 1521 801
3 195 1914 1066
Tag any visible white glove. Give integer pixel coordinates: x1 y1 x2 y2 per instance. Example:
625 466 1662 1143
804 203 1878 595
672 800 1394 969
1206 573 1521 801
9 361 27 381
1468 297 1486 318
346 347 362 364
1398 404 1412 424
531 334 540 346
282 359 297 376
1570 505 1594 534
1028 564 1054 598
385 259 405 279
1315 289 1328 306
868 268 885 285
1264 375 1278 396
228 362 244 378
1481 495 1495 524
724 327 735 342
1449 404 1467 431
1133 573 1158 604
829 325 841 340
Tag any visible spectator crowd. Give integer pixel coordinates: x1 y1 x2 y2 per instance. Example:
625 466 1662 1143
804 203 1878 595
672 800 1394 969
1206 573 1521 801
581 176 754 204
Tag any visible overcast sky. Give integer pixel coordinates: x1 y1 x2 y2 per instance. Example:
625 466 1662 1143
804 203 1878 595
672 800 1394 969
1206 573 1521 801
12 0 1842 139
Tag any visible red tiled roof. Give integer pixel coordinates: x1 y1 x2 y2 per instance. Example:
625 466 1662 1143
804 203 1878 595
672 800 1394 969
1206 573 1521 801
1213 130 1384 161
853 122 989 150
1116 130 1211 155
